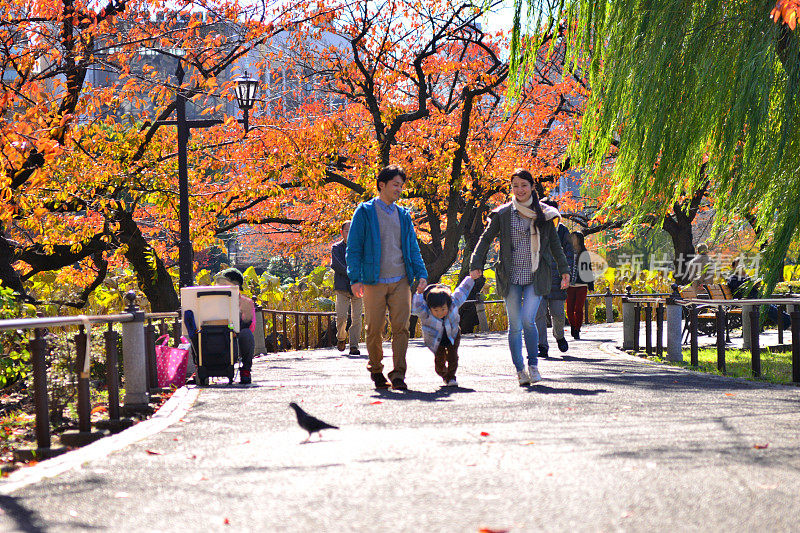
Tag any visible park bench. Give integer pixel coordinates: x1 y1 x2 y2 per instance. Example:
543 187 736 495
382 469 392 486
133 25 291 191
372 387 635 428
704 284 742 341
679 286 717 340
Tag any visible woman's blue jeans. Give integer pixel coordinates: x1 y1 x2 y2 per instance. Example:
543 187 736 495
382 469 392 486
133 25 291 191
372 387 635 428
504 283 543 371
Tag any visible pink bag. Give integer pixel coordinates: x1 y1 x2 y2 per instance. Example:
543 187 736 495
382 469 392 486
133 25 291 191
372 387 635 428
155 334 190 388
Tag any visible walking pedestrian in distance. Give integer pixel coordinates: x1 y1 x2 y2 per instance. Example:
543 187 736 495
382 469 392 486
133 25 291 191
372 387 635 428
331 221 362 355
567 231 595 340
534 198 574 357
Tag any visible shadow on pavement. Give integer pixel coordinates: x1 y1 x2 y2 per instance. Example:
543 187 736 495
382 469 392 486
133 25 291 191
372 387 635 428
0 496 46 533
557 355 609 363
372 386 476 402
600 443 800 469
526 384 609 396
338 353 369 360
564 365 773 392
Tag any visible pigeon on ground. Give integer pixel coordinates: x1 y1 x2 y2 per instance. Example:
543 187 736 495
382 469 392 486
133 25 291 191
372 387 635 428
289 402 339 442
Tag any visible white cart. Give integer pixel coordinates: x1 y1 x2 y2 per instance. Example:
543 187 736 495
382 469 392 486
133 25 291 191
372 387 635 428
180 286 240 385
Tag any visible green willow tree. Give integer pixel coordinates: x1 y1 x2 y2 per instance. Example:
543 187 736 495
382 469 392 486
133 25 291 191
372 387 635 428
512 0 800 293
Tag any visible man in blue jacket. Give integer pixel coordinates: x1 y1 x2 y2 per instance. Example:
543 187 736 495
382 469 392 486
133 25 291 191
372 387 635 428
347 165 428 390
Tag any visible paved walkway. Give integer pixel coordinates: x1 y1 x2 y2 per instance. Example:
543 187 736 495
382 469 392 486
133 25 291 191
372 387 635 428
2 323 800 532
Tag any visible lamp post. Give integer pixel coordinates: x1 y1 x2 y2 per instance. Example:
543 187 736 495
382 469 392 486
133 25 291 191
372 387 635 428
160 61 258 287
233 72 259 132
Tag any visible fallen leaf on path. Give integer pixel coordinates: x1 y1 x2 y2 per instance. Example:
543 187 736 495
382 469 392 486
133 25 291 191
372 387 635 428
546 473 553 476
521 441 536 445
479 528 509 533
90 406 107 415
754 443 769 449
223 518 230 525
145 449 162 455
725 393 736 397
334 403 343 407
370 401 383 405
621 511 634 519
480 431 490 437
172 437 180 441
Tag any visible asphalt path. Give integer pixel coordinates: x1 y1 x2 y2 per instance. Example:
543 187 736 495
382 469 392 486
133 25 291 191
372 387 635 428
2 323 800 532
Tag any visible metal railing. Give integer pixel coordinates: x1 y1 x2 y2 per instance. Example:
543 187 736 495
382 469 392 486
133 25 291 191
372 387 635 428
258 298 508 351
622 285 800 382
257 289 655 353
0 291 179 459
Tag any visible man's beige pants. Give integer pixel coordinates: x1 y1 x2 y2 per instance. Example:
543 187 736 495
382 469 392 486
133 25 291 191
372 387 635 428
335 290 363 349
362 278 411 380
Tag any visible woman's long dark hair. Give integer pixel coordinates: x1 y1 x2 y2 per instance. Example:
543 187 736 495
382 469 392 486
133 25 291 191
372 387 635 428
571 231 587 255
511 168 547 228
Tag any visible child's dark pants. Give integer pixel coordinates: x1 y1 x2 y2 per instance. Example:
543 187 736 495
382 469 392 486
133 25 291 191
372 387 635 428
434 334 460 382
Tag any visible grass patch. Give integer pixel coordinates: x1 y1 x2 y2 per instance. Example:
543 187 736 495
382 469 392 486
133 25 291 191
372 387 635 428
653 347 797 384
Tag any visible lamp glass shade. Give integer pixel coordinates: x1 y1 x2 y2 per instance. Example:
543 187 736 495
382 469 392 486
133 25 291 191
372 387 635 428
234 73 259 110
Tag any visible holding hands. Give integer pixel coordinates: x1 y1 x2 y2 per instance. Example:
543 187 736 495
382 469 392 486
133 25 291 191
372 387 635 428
417 278 427 293
469 269 482 280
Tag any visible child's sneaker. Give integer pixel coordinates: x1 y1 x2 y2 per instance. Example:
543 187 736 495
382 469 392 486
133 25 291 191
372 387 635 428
517 369 531 386
528 365 541 383
445 378 458 387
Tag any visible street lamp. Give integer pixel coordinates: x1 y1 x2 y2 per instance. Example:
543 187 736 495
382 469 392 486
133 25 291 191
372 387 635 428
159 61 259 287
233 72 259 132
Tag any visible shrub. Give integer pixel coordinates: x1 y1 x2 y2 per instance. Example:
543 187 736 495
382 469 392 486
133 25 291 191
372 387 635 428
0 285 35 389
594 305 620 322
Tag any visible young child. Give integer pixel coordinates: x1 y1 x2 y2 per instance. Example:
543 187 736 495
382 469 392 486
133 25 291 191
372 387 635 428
412 272 480 387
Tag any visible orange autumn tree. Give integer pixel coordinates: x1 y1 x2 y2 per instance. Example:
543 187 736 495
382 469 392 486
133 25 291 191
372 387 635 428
231 1 586 284
0 0 331 311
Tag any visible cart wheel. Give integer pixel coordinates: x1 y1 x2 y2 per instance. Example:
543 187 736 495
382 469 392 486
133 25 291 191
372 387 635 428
197 368 208 386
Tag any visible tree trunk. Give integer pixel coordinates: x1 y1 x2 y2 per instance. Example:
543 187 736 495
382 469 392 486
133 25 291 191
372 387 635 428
116 211 180 312
0 231 28 300
662 207 695 286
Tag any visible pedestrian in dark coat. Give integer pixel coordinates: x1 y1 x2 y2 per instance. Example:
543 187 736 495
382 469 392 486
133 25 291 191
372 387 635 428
331 222 362 355
534 198 574 357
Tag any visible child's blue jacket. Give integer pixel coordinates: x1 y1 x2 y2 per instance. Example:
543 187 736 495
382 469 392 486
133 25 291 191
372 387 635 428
412 277 475 353
346 198 428 286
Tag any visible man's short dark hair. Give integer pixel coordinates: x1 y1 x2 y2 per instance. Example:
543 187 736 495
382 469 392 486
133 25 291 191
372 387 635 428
423 284 453 309
218 267 244 287
376 165 407 191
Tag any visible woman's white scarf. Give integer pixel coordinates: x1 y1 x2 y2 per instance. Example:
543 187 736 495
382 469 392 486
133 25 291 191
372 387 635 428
512 196 541 273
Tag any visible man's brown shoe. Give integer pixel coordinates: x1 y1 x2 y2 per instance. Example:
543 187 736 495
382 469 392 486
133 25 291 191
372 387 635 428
337 340 346 351
391 378 408 390
371 373 390 389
